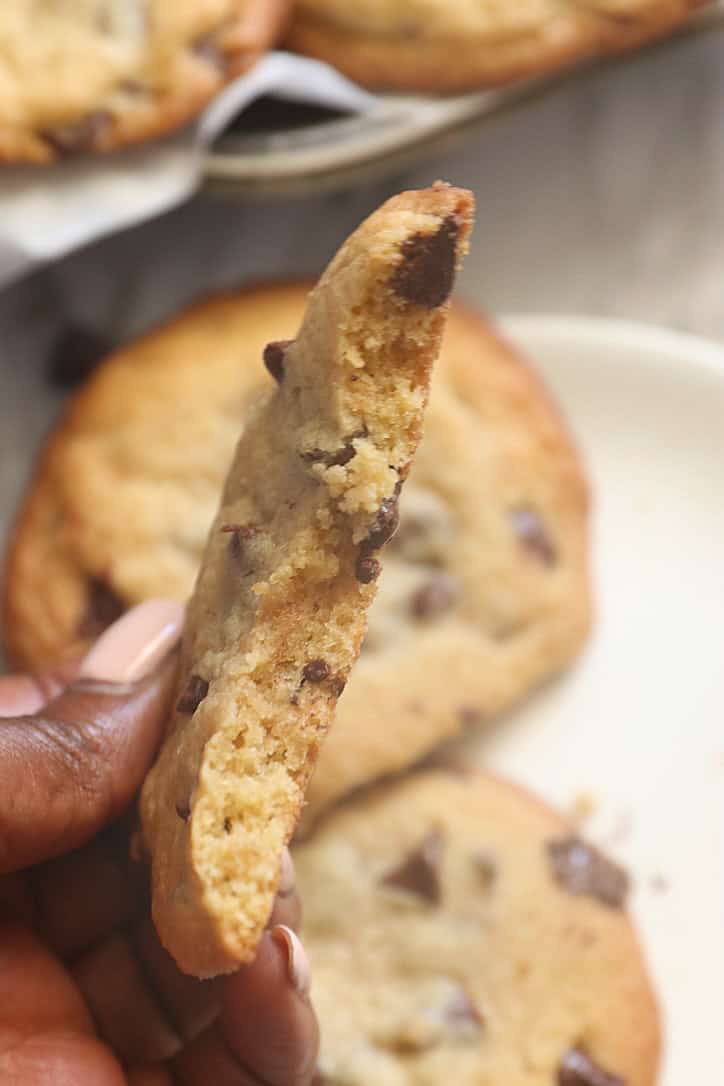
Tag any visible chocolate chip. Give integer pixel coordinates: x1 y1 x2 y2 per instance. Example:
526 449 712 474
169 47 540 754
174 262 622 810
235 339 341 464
303 659 330 683
223 817 232 834
547 836 629 909
175 802 190 822
380 827 445 905
442 987 485 1032
364 494 401 550
459 705 484 727
176 675 209 715
302 442 357 468
391 216 459 309
410 573 458 620
558 1048 624 1086
263 340 292 383
46 325 112 387
511 507 557 567
356 555 381 584
43 110 112 155
472 849 497 889
78 577 125 639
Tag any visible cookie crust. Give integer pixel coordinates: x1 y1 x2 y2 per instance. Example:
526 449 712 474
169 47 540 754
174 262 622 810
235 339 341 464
285 0 706 93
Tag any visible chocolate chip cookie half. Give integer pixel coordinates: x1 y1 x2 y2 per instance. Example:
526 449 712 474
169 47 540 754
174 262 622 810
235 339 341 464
4 282 591 826
0 0 292 163
139 183 474 976
295 769 659 1085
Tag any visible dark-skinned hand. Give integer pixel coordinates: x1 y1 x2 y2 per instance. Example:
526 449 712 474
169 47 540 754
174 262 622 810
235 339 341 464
0 600 319 1086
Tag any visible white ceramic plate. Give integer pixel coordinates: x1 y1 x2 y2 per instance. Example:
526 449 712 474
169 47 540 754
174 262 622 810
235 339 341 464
459 316 724 1082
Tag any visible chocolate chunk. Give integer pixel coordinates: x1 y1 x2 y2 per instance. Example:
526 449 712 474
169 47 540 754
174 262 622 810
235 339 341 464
364 494 401 550
78 577 125 639
356 555 381 584
558 1048 624 1086
511 507 557 567
263 340 292 383
380 828 445 905
410 573 458 620
176 675 209 715
391 216 459 309
472 849 497 889
301 442 357 468
43 111 112 155
175 802 190 822
46 325 112 387
547 836 629 909
442 987 485 1032
303 659 330 683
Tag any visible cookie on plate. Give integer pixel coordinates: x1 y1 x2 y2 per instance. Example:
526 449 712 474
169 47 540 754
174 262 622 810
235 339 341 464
3 285 591 826
285 0 705 94
0 0 293 164
139 184 474 976
295 769 660 1085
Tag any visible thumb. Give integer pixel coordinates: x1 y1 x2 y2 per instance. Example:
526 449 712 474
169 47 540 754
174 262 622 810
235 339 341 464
0 600 184 876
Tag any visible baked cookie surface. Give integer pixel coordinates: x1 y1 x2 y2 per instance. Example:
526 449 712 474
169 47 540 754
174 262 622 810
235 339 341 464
295 770 659 1085
285 0 705 93
3 283 591 825
0 0 292 163
139 184 473 976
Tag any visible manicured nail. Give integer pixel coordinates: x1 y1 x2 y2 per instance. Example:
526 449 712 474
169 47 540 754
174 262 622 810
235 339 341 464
78 600 184 684
279 848 295 898
272 925 311 997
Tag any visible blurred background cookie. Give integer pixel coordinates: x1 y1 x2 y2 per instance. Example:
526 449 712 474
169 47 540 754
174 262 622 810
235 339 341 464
3 282 591 821
0 0 293 163
295 769 659 1084
285 0 705 93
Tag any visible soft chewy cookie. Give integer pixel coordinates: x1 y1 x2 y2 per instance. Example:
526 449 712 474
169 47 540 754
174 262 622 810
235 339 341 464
294 769 660 1085
0 0 292 163
285 0 705 94
3 286 591 826
139 184 474 977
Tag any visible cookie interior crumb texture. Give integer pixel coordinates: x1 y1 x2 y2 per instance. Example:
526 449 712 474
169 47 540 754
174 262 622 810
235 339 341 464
139 184 474 976
294 770 660 1085
3 281 591 826
284 0 705 94
0 0 293 163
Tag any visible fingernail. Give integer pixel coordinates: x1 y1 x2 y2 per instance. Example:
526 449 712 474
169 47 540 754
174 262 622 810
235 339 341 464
272 925 311 997
279 848 295 898
78 599 184 684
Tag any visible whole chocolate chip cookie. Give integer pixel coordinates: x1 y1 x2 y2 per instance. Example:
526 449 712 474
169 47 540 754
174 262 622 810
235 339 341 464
294 770 659 1085
4 278 590 826
139 183 474 976
285 0 705 94
0 0 292 163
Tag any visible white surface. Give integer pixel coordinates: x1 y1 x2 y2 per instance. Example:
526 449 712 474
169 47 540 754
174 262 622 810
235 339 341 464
462 316 724 1081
